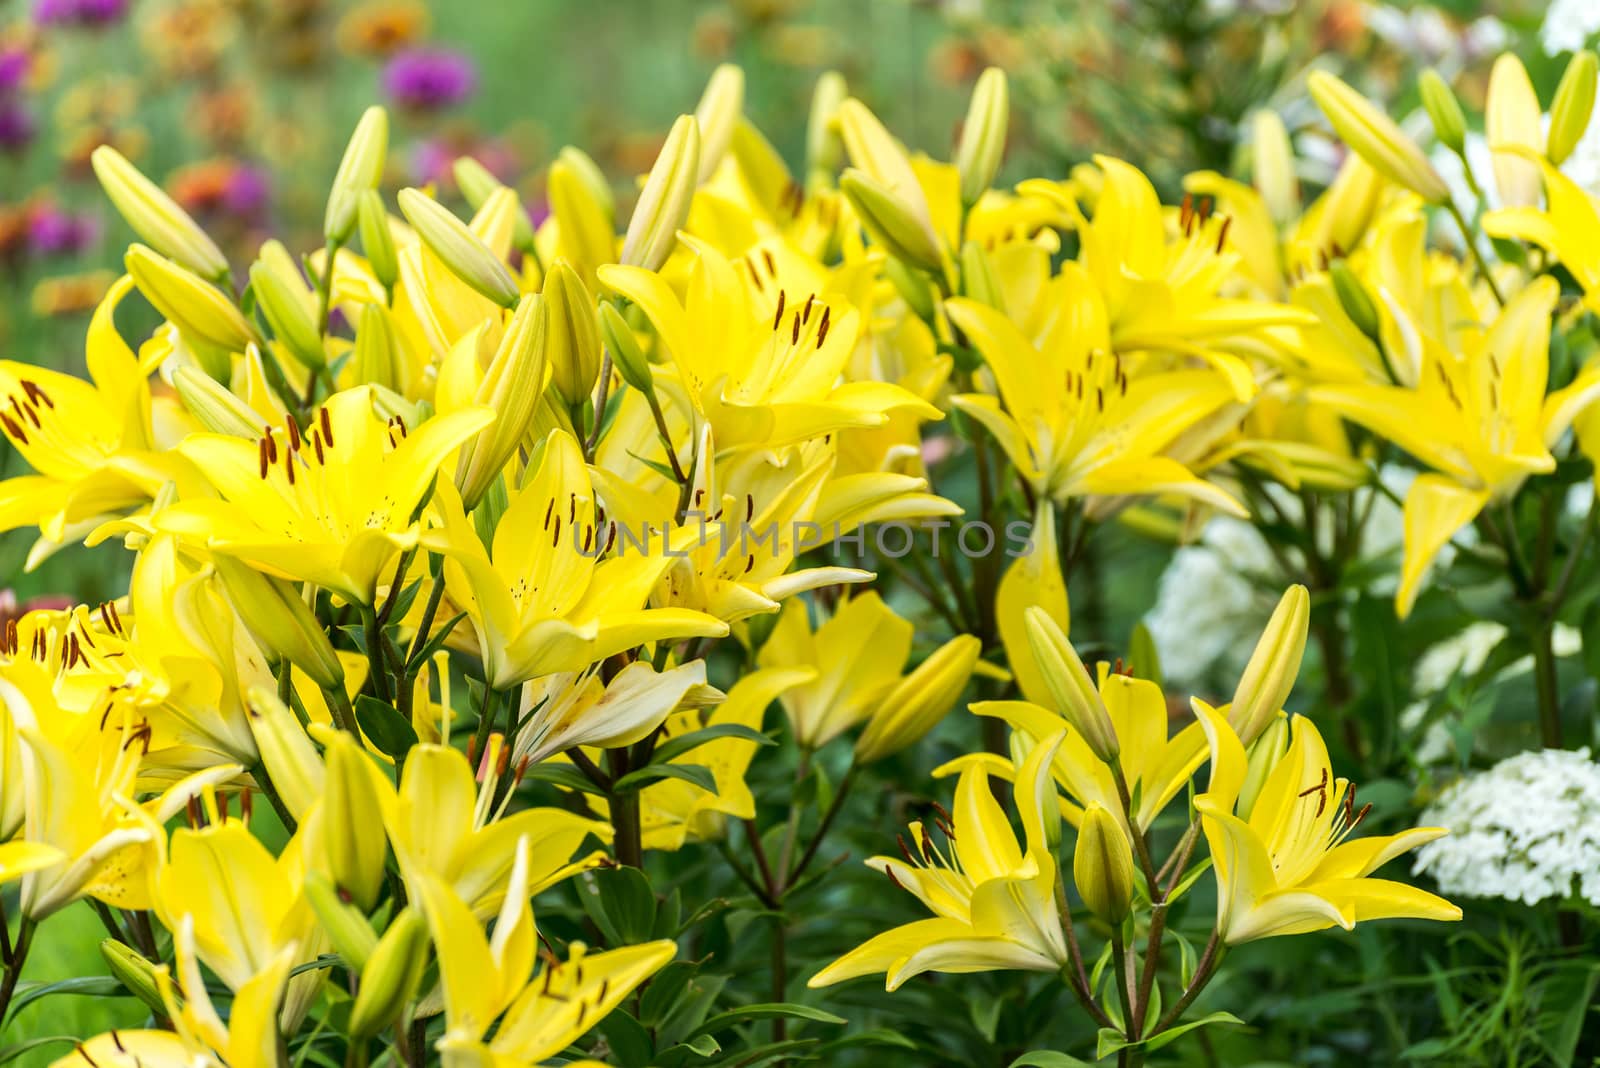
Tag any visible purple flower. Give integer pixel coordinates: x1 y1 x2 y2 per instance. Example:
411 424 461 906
0 101 35 154
382 48 477 112
32 0 129 26
222 163 271 219
28 206 98 257
0 49 29 93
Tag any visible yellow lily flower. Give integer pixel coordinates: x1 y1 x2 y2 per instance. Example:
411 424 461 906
945 284 1247 513
0 276 204 558
1485 155 1600 316
1191 701 1461 943
597 235 939 451
159 385 493 605
756 590 910 749
54 914 296 1068
1313 276 1600 616
424 428 727 689
809 735 1068 991
513 657 722 765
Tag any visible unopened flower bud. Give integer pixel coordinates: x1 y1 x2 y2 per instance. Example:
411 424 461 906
244 685 326 820
217 556 345 692
1236 714 1290 821
884 256 936 320
1549 51 1598 166
1329 261 1381 340
172 366 263 437
455 156 534 250
349 908 429 1038
957 67 1008 206
838 97 941 254
621 115 701 271
1307 71 1449 203
1024 607 1119 762
92 145 229 280
1228 584 1309 746
100 940 167 1015
807 71 849 182
1250 110 1299 224
320 733 388 911
326 106 389 243
305 870 378 970
855 635 980 763
250 241 326 370
958 240 1002 309
1074 803 1135 924
558 146 615 215
357 191 399 291
125 244 257 357
455 296 547 509
543 260 602 405
353 303 402 391
599 300 654 396
694 64 745 184
1418 69 1466 156
841 168 944 273
549 158 616 284
1487 54 1543 208
397 188 520 308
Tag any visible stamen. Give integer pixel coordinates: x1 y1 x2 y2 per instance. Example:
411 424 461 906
816 307 831 349
320 406 334 445
772 289 786 331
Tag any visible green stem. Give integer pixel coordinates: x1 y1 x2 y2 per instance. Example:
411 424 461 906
784 763 859 888
1152 930 1223 1034
1531 618 1563 750
0 916 36 1027
608 748 643 869
324 685 360 736
1445 200 1505 306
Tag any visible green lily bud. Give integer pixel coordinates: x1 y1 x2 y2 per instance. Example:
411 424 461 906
557 146 615 216
1228 584 1309 746
172 365 264 438
958 240 1002 310
1329 261 1381 340
620 115 701 271
455 296 548 509
243 685 326 821
455 156 535 250
1418 69 1466 156
305 870 379 971
599 300 654 396
100 940 167 1016
855 636 981 763
1250 110 1299 225
807 71 849 182
1308 71 1450 203
92 145 229 280
353 303 401 390
320 733 388 911
326 106 389 243
1024 607 1120 763
1236 714 1290 821
548 158 615 284
956 67 1009 206
841 168 944 273
356 191 399 292
217 556 345 692
349 908 429 1038
694 63 745 184
125 244 257 357
884 256 936 321
250 241 326 370
397 188 520 309
1550 51 1598 166
1074 803 1135 924
543 260 602 405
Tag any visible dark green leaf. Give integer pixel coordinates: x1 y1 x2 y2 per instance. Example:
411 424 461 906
650 724 774 765
691 1002 847 1037
3 977 125 1026
1096 1011 1245 1058
0 1038 78 1065
1009 1053 1095 1068
614 763 717 795
407 610 467 671
520 763 606 796
576 865 658 945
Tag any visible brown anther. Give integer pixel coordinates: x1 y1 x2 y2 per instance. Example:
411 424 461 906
552 515 562 548
514 756 531 785
466 734 479 767
241 788 253 824
17 397 40 429
319 406 334 446
286 416 301 452
1215 216 1232 254
772 288 786 331
544 498 554 530
108 600 122 633
896 832 916 865
762 249 777 276
744 553 755 574
21 380 53 408
258 437 270 479
816 307 831 349
1180 192 1194 232
75 1044 102 1068
110 1031 126 1053
1297 767 1329 816
496 745 511 776
0 411 26 445
264 427 279 463
802 293 815 324
885 865 904 890
745 493 755 521
1095 386 1104 412
285 453 296 485
313 430 325 464
791 310 801 346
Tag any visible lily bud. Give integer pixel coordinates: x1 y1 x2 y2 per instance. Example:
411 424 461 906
1074 803 1135 925
244 685 326 820
1486 54 1543 208
1024 607 1119 763
455 157 535 250
854 635 980 763
543 260 602 405
326 105 389 243
353 303 402 390
1549 51 1598 166
1307 71 1449 203
694 64 745 184
838 98 940 253
957 67 1009 206
250 242 326 370
172 366 262 437
1228 584 1309 746
320 734 388 911
559 146 615 215
100 940 167 1016
305 870 379 970
216 556 345 691
807 71 849 182
548 158 616 285
1418 69 1466 155
349 908 429 1038
357 191 399 291
92 145 229 280
884 256 936 321
397 188 520 308
1329 261 1381 340
455 296 547 509
125 244 257 356
599 300 654 396
1250 110 1298 224
841 168 944 273
1236 714 1290 821
620 115 701 271
958 241 1002 310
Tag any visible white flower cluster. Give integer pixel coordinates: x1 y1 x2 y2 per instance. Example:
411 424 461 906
1413 748 1600 907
